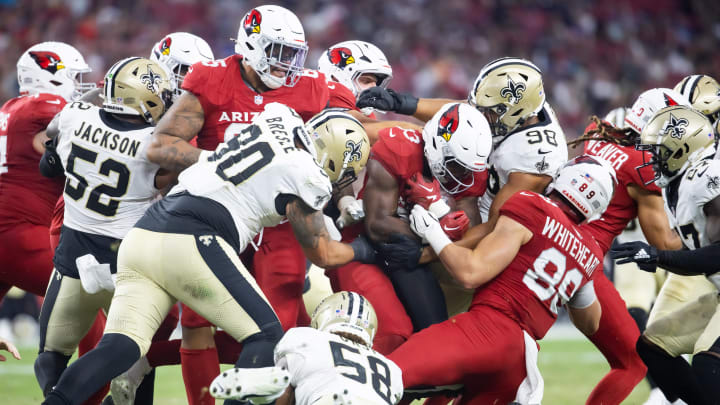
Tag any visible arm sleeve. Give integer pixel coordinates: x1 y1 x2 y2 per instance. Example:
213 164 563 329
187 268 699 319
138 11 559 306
567 280 597 309
658 245 720 276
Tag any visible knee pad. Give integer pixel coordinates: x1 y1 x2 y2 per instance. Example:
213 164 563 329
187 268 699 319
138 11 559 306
34 351 72 396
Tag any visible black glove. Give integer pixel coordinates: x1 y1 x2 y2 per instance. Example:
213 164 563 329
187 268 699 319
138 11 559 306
349 235 377 264
377 233 423 272
356 87 419 116
609 241 658 272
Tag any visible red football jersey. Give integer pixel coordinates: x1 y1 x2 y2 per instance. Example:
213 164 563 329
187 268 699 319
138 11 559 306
472 191 603 340
327 81 357 111
581 127 660 252
182 55 336 151
0 93 65 226
368 126 487 200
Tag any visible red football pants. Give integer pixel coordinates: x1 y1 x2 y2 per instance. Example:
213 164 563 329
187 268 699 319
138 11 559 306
0 222 55 301
586 272 646 405
389 306 527 405
325 261 413 355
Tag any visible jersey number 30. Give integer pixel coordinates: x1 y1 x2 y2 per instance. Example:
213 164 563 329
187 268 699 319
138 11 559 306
65 143 130 217
330 341 394 405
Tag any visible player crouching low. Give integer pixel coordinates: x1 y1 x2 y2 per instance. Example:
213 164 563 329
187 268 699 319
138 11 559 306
211 291 403 405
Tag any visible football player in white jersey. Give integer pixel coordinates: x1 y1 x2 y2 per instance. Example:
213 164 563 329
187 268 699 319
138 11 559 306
211 291 403 405
150 32 215 100
41 103 378 405
611 105 720 405
34 56 174 399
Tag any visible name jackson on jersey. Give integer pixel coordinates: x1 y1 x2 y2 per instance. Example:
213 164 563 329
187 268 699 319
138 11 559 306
71 119 142 158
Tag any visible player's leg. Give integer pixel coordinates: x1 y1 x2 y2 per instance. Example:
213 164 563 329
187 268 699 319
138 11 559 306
389 308 525 403
35 270 114 397
387 263 448 332
251 223 308 330
0 222 55 298
691 295 720 402
179 305 220 405
167 233 284 370
586 272 646 405
639 291 718 404
325 261 414 354
43 228 178 405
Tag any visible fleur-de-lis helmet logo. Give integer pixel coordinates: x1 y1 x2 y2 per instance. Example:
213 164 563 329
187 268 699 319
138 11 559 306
140 66 162 94
344 139 364 162
663 113 689 139
500 76 526 104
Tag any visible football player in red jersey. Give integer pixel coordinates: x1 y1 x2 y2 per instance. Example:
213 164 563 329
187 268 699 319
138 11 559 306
143 6 360 404
0 41 93 302
390 156 615 404
349 102 491 353
564 89 688 405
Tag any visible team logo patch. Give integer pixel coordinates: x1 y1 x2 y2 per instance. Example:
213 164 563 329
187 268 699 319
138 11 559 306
199 235 214 246
159 37 172 56
662 113 689 139
708 176 720 191
140 66 162 94
437 103 460 142
500 76 526 104
344 139 364 162
29 51 65 74
328 47 355 69
663 92 680 106
535 156 549 172
243 9 262 35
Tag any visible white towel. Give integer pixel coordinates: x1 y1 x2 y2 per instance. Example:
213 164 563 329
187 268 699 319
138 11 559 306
76 254 115 294
513 330 544 405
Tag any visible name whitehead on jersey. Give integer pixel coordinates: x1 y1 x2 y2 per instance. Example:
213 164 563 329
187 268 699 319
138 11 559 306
73 121 141 158
541 215 600 277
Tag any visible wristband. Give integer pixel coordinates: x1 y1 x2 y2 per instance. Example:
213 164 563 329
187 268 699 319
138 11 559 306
337 195 357 212
425 223 452 254
428 199 451 218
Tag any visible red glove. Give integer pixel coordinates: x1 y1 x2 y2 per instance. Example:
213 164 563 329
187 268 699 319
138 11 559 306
404 173 451 217
439 210 470 241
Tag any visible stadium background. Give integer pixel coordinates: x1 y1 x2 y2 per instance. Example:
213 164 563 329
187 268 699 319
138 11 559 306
1 0 719 403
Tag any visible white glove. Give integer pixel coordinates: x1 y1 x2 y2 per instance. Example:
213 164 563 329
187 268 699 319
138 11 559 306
336 196 365 229
409 205 451 253
76 254 115 294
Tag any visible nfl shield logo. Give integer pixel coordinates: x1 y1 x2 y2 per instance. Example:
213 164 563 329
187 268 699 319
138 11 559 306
254 95 263 105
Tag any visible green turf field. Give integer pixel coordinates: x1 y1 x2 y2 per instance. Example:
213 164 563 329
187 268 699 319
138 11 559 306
0 338 650 404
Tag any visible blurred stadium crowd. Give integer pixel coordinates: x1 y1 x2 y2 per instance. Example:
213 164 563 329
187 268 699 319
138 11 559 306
1 0 719 138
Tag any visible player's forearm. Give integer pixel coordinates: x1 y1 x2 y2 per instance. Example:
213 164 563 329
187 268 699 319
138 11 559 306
656 245 720 276
414 98 460 122
437 244 486 289
146 133 202 172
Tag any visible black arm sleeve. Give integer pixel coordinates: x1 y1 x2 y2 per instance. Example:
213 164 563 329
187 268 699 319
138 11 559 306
658 243 720 276
38 139 64 178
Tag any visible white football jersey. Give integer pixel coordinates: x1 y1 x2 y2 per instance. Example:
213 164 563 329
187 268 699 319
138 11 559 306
55 101 161 239
274 327 403 405
479 103 568 222
663 155 720 250
172 113 332 253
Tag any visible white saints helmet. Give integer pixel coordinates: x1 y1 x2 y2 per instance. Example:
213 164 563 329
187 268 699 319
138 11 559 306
636 105 715 188
150 32 214 98
306 109 370 189
673 74 720 123
234 5 308 89
422 103 493 194
624 88 690 134
311 291 378 347
317 40 393 97
17 41 95 101
102 57 173 124
468 57 546 139
548 155 617 223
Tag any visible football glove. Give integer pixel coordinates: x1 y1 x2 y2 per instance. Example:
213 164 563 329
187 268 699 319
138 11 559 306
356 87 419 115
609 241 658 272
409 205 452 253
336 196 365 229
350 235 377 264
439 211 470 241
377 233 423 271
404 173 451 218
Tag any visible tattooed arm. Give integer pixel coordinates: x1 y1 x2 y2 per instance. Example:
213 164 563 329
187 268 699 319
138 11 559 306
146 91 205 172
285 197 356 268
